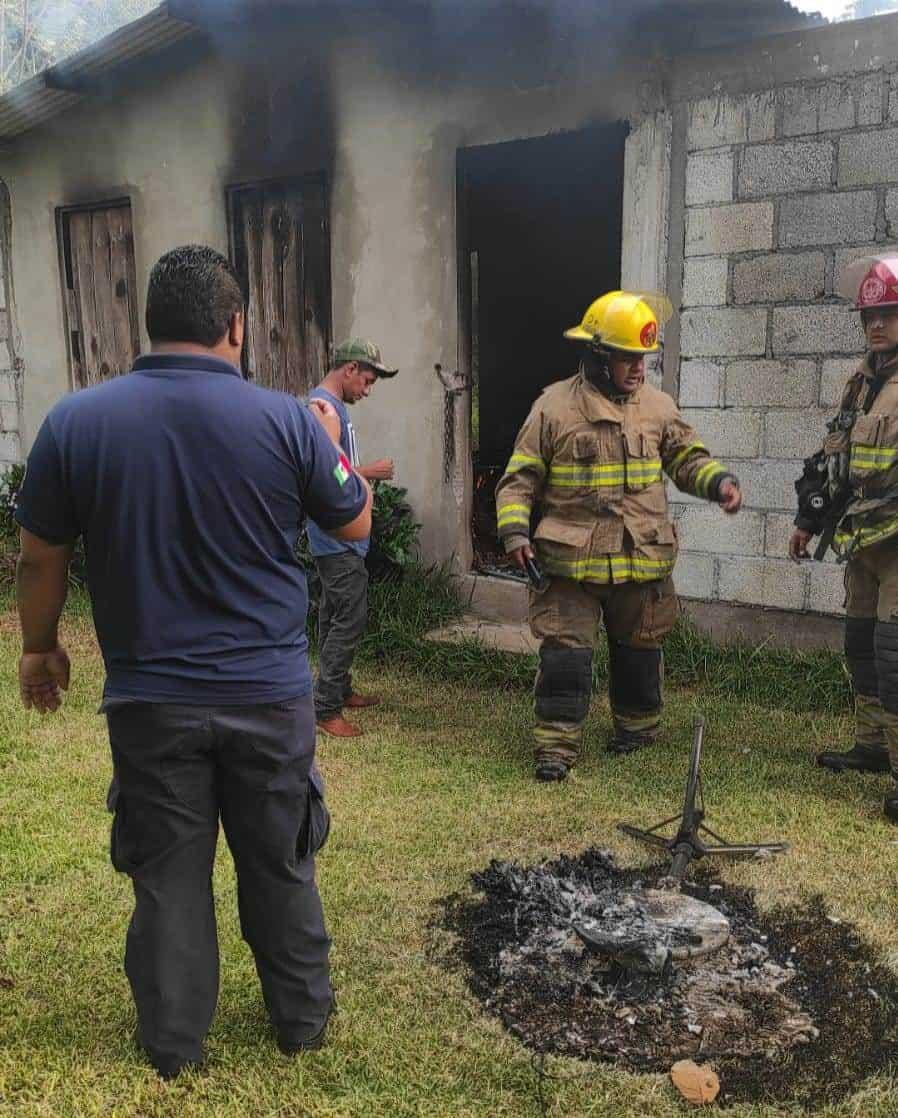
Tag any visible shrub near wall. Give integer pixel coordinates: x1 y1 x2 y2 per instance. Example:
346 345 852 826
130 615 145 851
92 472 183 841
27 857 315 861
673 75 898 618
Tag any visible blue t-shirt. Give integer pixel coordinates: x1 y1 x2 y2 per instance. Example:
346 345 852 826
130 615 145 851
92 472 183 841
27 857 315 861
15 354 367 705
305 386 369 558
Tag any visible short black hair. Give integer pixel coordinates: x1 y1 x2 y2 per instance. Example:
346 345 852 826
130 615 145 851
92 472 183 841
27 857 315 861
146 245 244 347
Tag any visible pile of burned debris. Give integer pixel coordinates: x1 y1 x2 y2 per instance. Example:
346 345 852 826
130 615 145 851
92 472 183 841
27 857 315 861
439 848 898 1108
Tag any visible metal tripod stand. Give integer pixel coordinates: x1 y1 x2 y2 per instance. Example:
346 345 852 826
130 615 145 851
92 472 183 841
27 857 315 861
618 715 789 884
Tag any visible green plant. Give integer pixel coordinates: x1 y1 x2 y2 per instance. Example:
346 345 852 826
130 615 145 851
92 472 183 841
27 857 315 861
298 481 422 595
0 463 25 540
366 482 421 579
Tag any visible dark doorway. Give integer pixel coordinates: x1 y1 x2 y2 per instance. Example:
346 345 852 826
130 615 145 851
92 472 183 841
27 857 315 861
458 123 628 570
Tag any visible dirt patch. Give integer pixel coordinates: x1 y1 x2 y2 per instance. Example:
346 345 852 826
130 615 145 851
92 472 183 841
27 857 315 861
438 848 898 1108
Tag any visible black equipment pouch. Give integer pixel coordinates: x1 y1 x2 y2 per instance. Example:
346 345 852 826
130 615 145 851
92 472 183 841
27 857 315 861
795 450 831 536
799 371 882 561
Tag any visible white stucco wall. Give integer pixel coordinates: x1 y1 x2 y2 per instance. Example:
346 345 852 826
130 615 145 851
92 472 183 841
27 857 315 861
2 50 231 448
0 20 649 563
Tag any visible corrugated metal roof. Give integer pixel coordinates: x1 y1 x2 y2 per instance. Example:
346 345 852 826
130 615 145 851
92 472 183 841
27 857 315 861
0 2 198 141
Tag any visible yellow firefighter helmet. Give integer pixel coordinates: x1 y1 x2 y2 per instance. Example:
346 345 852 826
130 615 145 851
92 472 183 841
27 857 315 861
564 290 673 354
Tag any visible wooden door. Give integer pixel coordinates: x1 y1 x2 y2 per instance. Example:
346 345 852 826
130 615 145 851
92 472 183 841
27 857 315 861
229 176 331 396
60 201 140 389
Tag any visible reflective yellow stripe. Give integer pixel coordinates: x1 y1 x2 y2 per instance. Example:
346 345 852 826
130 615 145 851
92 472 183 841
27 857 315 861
666 442 707 476
506 453 546 474
497 503 531 529
850 445 898 469
497 503 531 522
694 460 726 499
534 725 583 742
542 553 675 583
834 512 898 553
616 713 661 732
547 460 663 488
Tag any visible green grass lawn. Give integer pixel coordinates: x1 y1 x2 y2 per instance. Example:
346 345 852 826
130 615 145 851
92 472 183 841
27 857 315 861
1 603 898 1117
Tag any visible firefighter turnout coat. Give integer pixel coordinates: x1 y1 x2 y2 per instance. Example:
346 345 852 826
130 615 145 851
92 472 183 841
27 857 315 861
495 371 733 581
831 352 898 556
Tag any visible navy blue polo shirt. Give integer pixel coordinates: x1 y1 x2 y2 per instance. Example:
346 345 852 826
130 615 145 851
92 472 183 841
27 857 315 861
16 353 367 705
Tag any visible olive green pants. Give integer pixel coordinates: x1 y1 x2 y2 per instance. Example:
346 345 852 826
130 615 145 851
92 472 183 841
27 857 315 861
844 540 898 775
528 575 678 766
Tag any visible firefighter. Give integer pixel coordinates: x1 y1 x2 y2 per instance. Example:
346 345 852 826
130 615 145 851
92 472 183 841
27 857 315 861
792 252 898 823
496 291 743 782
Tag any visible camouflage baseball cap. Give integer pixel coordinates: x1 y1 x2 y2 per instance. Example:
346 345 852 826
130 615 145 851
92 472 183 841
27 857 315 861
332 338 398 378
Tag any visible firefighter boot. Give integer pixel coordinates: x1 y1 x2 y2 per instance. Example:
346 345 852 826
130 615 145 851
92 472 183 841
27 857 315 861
816 744 891 774
820 622 890 773
532 645 592 782
609 725 661 755
534 759 570 783
607 639 662 755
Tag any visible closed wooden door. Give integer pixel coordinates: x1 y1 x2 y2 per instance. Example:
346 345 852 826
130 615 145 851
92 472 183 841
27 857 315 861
229 176 331 396
60 201 140 389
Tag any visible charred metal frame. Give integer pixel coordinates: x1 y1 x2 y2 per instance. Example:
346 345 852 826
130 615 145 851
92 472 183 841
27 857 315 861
619 715 789 884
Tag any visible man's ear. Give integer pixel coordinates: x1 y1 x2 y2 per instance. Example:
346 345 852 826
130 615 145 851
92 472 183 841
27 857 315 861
229 310 245 350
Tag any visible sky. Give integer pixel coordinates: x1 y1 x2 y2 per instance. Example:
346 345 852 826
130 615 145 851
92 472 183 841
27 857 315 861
791 0 846 17
792 0 898 17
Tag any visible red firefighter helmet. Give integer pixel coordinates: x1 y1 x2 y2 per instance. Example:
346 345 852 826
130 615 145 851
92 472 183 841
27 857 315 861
838 252 898 311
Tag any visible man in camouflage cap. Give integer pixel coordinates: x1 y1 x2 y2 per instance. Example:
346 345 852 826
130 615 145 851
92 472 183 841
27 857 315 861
307 339 398 737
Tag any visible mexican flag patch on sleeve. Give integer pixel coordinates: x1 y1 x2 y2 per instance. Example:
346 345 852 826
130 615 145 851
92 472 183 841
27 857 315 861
333 454 351 486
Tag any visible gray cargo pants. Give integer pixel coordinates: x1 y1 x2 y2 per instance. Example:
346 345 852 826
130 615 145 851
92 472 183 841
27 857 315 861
106 696 331 1071
314 551 369 720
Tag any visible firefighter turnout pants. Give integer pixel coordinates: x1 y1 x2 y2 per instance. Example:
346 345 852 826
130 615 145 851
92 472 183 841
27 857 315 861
844 539 898 776
528 575 678 766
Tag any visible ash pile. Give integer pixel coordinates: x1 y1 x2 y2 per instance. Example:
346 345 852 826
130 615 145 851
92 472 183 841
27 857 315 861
440 848 898 1107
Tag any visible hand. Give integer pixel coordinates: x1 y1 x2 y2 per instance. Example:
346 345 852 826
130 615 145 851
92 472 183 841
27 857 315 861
790 527 813 562
509 544 535 571
19 644 70 713
718 481 742 515
308 398 341 446
363 458 395 482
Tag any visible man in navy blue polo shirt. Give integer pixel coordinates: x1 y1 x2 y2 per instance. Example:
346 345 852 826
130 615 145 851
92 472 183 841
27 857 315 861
14 245 370 1078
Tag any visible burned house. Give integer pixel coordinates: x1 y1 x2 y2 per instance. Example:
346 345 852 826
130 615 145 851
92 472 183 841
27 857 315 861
1 0 897 644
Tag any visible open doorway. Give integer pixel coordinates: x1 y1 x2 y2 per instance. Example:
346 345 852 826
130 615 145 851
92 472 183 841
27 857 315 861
458 122 628 572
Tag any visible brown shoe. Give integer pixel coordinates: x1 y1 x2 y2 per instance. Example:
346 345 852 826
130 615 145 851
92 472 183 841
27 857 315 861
317 715 363 737
344 692 381 709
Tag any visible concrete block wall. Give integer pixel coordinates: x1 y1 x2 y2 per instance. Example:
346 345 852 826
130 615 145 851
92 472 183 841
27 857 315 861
671 73 898 617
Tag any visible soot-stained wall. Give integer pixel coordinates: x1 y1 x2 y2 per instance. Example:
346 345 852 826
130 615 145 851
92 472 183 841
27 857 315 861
2 4 652 563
